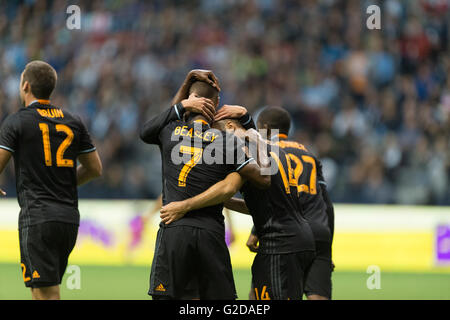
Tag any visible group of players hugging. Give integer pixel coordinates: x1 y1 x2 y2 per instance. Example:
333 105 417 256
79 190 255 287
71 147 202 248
0 62 333 300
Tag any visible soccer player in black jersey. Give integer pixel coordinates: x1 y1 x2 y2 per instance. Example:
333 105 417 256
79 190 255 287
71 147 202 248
256 106 335 300
159 115 316 300
140 70 270 300
0 61 102 300
214 105 335 299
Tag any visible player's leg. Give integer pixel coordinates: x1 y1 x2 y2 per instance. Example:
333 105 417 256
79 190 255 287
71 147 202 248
149 225 199 299
197 228 237 300
251 251 315 300
19 222 78 300
248 281 256 300
305 241 333 300
276 251 315 300
307 294 328 300
30 286 60 300
251 253 310 300
251 253 283 300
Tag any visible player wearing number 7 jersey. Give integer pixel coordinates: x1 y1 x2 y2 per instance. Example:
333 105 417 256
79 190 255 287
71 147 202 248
140 70 270 300
159 116 316 300
0 61 102 300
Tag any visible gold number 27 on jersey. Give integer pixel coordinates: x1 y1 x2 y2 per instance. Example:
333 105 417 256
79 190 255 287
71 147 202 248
270 151 317 195
39 123 74 168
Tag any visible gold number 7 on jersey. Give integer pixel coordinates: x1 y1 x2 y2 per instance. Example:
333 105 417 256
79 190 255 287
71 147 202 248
39 123 74 168
178 146 203 187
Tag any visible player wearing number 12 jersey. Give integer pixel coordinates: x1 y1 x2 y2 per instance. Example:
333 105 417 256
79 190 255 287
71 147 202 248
0 61 102 300
140 72 270 300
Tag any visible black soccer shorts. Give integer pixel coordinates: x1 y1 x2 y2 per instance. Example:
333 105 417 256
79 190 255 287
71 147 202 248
149 225 237 300
251 250 315 300
19 222 78 288
304 241 333 299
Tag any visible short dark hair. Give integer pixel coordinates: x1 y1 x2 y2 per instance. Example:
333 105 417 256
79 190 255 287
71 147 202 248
256 106 292 135
189 81 219 106
213 118 243 131
22 61 57 99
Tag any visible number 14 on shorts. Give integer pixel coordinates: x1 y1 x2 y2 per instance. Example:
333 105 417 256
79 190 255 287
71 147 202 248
254 285 271 300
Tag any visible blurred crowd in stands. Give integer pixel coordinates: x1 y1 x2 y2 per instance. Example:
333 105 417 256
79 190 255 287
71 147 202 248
0 0 449 204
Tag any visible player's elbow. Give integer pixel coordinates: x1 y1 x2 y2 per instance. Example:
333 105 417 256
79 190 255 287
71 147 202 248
90 161 103 178
253 174 270 190
139 128 148 142
95 164 103 178
260 174 271 189
139 122 156 144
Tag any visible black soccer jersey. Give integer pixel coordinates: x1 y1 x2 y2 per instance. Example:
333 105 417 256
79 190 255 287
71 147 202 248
0 100 96 228
140 103 253 235
241 144 315 254
273 136 332 242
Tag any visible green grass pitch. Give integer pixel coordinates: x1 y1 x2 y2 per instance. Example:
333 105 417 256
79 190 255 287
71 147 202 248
0 263 449 300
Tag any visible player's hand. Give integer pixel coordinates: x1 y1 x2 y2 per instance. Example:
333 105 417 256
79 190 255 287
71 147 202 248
188 69 221 92
0 188 6 196
245 128 262 142
228 231 236 245
181 94 216 123
246 232 259 253
160 201 188 225
214 105 248 121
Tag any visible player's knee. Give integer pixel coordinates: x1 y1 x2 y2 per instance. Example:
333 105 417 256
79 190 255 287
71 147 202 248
248 289 256 300
307 294 328 300
32 286 60 300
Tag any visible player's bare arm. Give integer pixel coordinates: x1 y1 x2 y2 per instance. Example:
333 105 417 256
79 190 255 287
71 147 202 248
223 197 249 214
214 105 248 122
181 94 216 123
245 128 271 169
0 148 12 196
160 172 246 225
320 183 335 241
236 136 271 189
246 232 259 253
140 94 216 144
171 69 221 105
233 161 270 190
230 126 271 189
77 150 103 186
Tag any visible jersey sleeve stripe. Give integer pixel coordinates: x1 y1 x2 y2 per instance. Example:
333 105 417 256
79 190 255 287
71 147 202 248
241 116 252 126
235 157 254 172
0 145 15 153
78 147 97 154
318 180 327 186
174 104 181 120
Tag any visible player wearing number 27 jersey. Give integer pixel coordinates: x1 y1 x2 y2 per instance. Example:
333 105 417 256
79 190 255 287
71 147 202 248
257 106 335 300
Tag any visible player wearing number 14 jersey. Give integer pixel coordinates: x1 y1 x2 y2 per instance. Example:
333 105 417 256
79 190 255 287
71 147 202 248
0 61 102 300
158 113 316 300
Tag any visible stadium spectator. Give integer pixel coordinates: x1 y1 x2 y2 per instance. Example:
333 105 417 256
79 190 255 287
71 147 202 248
0 0 448 204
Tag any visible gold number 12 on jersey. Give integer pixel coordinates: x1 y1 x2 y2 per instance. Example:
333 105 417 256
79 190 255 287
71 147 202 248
39 123 74 168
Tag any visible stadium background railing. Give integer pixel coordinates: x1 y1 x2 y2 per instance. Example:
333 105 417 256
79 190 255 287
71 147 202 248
1 200 449 273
